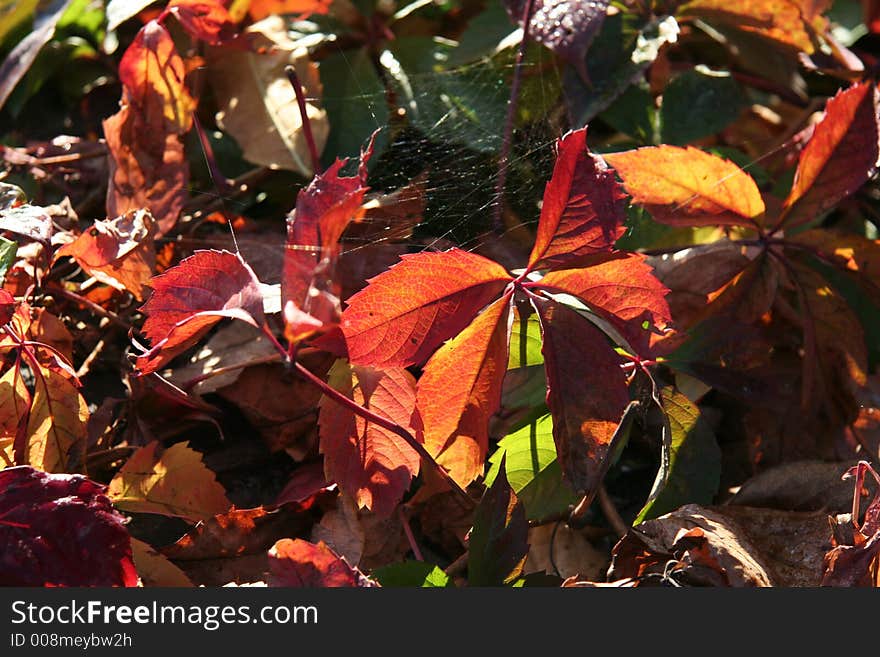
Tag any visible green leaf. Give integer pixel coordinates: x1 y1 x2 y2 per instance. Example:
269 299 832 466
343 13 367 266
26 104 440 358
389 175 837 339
447 1 515 66
468 456 529 586
599 84 656 144
319 47 389 166
0 236 16 283
660 68 745 145
508 309 543 369
565 14 679 127
0 0 38 46
635 387 721 523
372 561 452 587
485 415 577 521
385 36 509 152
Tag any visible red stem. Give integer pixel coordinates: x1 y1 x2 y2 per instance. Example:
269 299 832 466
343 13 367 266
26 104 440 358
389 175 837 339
285 66 323 176
490 0 536 234
291 358 474 507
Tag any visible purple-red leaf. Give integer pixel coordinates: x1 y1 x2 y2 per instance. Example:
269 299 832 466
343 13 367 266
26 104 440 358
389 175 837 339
319 361 421 518
341 249 513 368
533 297 629 494
268 538 377 587
136 250 265 375
527 128 626 271
533 254 671 356
0 466 137 587
781 82 880 229
415 295 512 488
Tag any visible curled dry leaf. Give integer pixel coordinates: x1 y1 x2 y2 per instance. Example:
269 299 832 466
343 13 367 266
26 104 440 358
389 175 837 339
208 16 328 175
0 466 137 587
55 209 156 300
108 440 231 522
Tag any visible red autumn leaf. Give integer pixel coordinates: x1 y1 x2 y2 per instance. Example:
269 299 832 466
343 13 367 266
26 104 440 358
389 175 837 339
0 288 13 324
527 128 627 271
780 82 880 229
268 538 377 587
415 295 512 488
532 254 671 356
166 0 238 45
318 361 421 518
0 466 137 587
503 1 609 81
467 458 529 586
341 249 513 368
532 297 629 495
283 142 374 332
248 0 333 20
55 209 156 300
603 146 766 227
136 250 266 375
118 20 195 135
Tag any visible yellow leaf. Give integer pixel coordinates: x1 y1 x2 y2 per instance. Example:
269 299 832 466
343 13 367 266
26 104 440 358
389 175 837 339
24 360 87 473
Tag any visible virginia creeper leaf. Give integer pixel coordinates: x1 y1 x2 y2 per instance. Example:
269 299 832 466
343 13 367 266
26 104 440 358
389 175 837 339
635 388 721 523
0 289 14 326
527 128 627 271
467 458 529 586
485 414 578 521
415 295 512 488
136 250 266 375
372 561 452 587
0 358 30 463
318 361 421 518
341 249 512 368
0 236 17 282
108 440 231 521
55 209 155 300
604 145 765 227
167 0 237 45
534 253 671 356
790 229 880 302
248 0 332 21
268 538 376 587
130 537 193 587
781 82 880 229
24 359 87 474
503 0 609 81
533 297 629 494
0 466 138 587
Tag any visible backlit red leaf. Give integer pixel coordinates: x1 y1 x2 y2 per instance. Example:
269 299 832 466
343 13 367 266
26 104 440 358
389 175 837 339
527 128 626 271
604 145 765 227
780 82 880 229
136 250 266 375
0 289 14 325
248 0 333 20
167 0 238 45
55 209 155 300
318 361 421 518
415 295 512 488
341 249 512 368
533 297 629 494
0 466 137 587
533 254 670 356
268 538 376 587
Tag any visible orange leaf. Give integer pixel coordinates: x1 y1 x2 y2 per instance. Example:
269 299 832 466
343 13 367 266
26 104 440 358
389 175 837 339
108 440 231 521
318 361 421 518
781 82 880 229
267 538 376 587
415 296 512 488
341 249 513 368
604 145 765 227
527 128 626 271
679 0 828 53
248 0 333 21
533 298 629 495
55 209 155 300
0 359 30 464
167 0 238 44
534 254 670 357
136 250 266 375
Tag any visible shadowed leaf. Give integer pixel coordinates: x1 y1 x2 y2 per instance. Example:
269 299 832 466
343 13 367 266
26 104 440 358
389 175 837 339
268 538 377 587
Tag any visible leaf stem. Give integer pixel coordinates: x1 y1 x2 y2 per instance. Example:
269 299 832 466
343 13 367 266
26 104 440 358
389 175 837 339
490 0 537 234
291 358 474 507
285 65 323 176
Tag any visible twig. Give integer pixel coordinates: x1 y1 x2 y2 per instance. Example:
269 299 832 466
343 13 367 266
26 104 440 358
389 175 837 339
399 506 424 561
490 0 536 234
50 286 136 334
285 65 323 176
444 551 469 577
181 353 283 391
598 484 629 538
76 337 105 379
